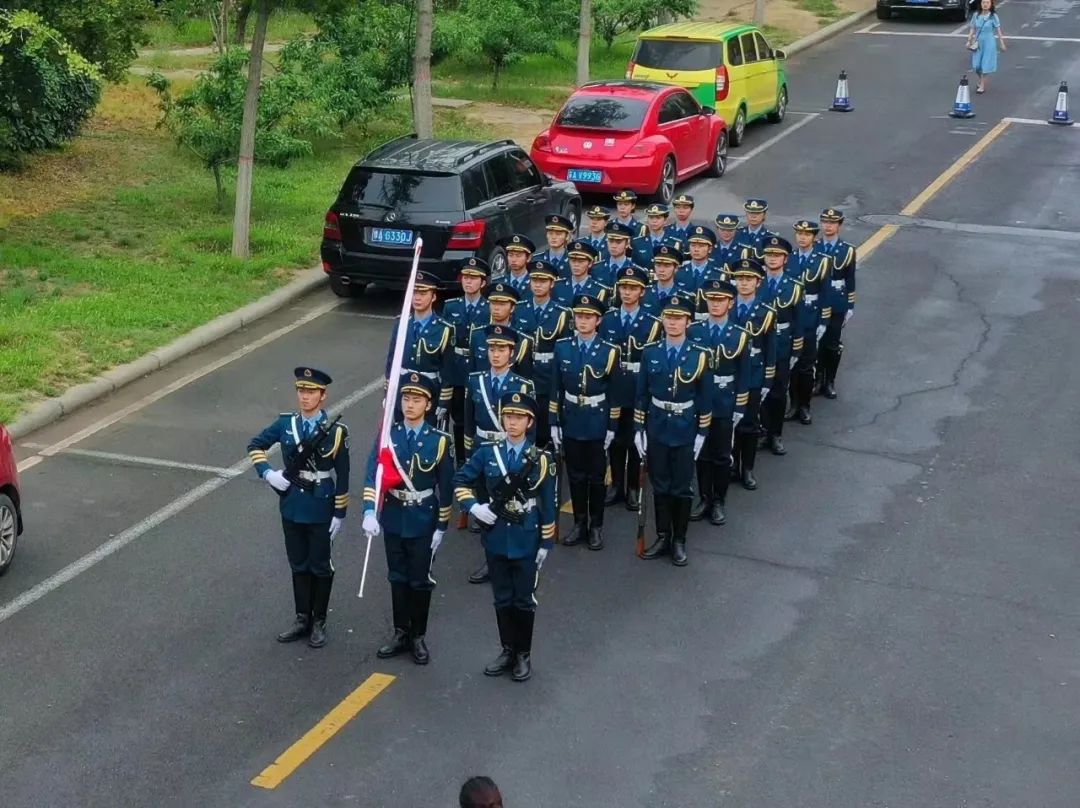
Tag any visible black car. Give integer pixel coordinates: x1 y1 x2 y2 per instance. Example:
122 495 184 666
321 136 581 296
877 0 975 22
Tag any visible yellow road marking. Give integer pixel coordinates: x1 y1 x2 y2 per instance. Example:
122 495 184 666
251 673 395 790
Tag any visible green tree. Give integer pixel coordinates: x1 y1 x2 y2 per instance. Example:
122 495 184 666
440 0 551 89
593 0 697 49
0 10 103 167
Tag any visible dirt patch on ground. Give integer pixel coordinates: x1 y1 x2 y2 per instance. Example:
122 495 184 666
699 0 872 39
463 102 558 148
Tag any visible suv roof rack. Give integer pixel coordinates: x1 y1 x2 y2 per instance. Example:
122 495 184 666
452 138 516 167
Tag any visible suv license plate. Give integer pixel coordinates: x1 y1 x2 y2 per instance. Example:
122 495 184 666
370 227 415 246
567 168 603 183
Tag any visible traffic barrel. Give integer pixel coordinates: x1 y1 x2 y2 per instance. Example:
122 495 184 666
831 70 853 112
1049 81 1073 126
949 74 975 119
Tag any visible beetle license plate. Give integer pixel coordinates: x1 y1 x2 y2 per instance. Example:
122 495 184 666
369 227 415 246
567 168 603 183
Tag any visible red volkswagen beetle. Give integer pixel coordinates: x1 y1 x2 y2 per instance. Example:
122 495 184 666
530 80 728 205
0 424 23 575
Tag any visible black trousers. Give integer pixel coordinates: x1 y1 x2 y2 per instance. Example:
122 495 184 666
450 385 466 464
282 518 333 576
696 417 733 503
763 359 792 437
647 439 694 499
793 331 818 408
487 551 539 611
608 407 641 494
535 394 552 449
564 437 607 526
384 532 436 591
819 316 844 353
733 389 762 473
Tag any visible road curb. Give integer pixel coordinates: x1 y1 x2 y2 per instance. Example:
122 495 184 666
785 8 876 57
9 267 328 440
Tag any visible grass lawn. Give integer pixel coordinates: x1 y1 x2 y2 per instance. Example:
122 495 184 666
796 0 846 24
0 82 489 425
141 9 317 50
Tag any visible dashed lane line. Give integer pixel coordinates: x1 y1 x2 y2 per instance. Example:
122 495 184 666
726 113 821 168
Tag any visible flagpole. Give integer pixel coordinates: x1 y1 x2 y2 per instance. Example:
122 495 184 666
358 237 424 598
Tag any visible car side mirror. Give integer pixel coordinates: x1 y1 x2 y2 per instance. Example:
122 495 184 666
774 48 787 60
542 173 554 186
701 105 715 115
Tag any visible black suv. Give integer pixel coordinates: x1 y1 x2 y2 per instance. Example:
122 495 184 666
321 136 581 296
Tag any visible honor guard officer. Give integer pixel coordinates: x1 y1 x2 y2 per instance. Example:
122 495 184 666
454 392 558 682
591 221 637 289
688 279 751 526
677 225 720 320
600 266 660 511
550 294 620 550
465 326 537 458
669 193 696 242
521 258 571 448
632 204 679 267
384 270 454 423
361 373 454 666
735 199 778 260
534 214 574 281
758 236 803 456
248 367 350 648
816 207 856 399
500 234 535 297
729 259 776 491
613 189 643 233
584 206 612 259
789 220 831 425
642 244 691 316
635 295 711 566
553 240 611 308
713 213 746 271
442 257 491 473
469 282 534 379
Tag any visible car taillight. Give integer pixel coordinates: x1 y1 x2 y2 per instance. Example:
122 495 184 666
533 133 552 153
323 210 342 241
715 65 729 102
627 141 656 157
322 260 332 274
447 219 486 250
625 60 636 79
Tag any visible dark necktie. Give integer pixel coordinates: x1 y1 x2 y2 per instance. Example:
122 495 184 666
411 319 421 341
668 347 678 364
302 420 312 440
623 313 632 330
508 446 517 467
711 324 720 340
466 303 475 320
769 278 777 294
491 375 501 396
405 429 416 456
738 304 748 319
580 342 588 360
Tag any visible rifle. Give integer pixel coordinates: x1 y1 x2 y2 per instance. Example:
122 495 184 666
635 454 649 558
486 446 541 526
281 415 342 495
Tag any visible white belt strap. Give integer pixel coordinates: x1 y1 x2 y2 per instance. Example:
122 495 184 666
478 378 500 427
564 392 606 407
298 470 333 482
620 361 641 372
454 347 471 356
534 352 555 362
750 346 762 356
388 488 435 503
476 428 506 441
651 397 693 413
804 294 818 305
830 279 845 290
713 375 735 387
404 367 439 380
776 322 789 332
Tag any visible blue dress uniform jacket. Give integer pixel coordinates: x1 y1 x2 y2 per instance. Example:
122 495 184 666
550 336 620 441
362 422 453 538
667 221 694 243
632 234 681 268
248 413 351 524
584 234 610 261
634 342 712 447
689 321 752 420
441 296 489 387
505 270 532 298
599 307 662 410
520 300 571 395
731 298 777 390
553 276 612 309
789 248 833 333
453 441 559 557
385 315 455 408
469 322 534 379
464 371 535 454
677 260 723 322
641 280 693 317
818 237 857 316
533 249 571 282
713 239 748 271
760 272 804 365
590 257 634 290
734 227 778 261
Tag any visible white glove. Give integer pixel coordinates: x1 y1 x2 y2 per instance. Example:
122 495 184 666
844 309 854 325
361 511 380 536
733 412 744 430
535 547 549 568
471 502 497 525
633 431 647 458
550 426 562 451
436 406 447 421
816 325 826 342
329 516 344 539
761 387 771 400
604 430 615 451
693 434 705 460
264 469 291 492
789 354 799 370
431 529 445 554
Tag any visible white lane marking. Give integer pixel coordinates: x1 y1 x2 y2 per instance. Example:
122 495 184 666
727 113 820 168
17 297 344 472
19 445 243 478
329 310 399 320
855 23 880 33
856 30 1080 43
1005 116 1080 127
0 377 384 625
15 456 43 472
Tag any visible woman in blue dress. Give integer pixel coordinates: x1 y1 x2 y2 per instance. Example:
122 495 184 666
966 0 1007 94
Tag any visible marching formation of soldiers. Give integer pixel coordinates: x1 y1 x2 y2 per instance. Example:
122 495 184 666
247 190 856 682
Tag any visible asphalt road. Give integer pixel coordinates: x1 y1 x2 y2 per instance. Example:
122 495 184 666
4 5 1080 806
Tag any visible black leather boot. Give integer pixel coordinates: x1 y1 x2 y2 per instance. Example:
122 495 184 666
625 487 641 512
709 500 727 525
711 462 730 525
822 346 841 399
795 374 813 425
468 560 489 584
562 520 587 547
740 433 758 490
511 609 535 682
587 484 605 550
563 482 588 546
277 573 313 642
691 458 709 521
604 485 624 506
768 435 787 455
642 494 671 559
606 443 626 505
308 575 333 648
409 589 432 665
377 584 412 658
484 607 516 676
671 498 690 567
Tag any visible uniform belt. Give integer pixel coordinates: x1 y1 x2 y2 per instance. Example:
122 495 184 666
476 428 506 441
453 347 471 356
298 470 333 482
830 280 845 290
776 322 789 332
564 392 606 407
713 374 735 387
388 488 434 504
620 361 641 372
507 498 538 512
750 347 762 357
534 352 555 362
404 367 439 380
694 312 708 321
803 294 818 305
651 397 693 413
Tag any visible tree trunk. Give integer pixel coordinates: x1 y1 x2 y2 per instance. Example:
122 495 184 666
231 0 271 259
753 0 766 25
576 0 592 87
234 0 252 44
213 163 225 211
491 59 501 90
412 0 434 138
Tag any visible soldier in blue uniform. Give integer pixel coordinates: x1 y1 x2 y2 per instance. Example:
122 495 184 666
600 266 661 511
534 214 574 281
442 257 491 479
788 220 832 425
668 193 696 242
632 204 679 267
816 207 856 399
713 213 746 271
384 270 454 423
247 367 350 648
499 233 535 297
454 392 558 682
688 279 751 525
465 326 536 457
553 240 611 309
635 296 711 566
612 189 643 234
758 236 803 457
468 282 533 379
520 258 571 449
360 373 454 665
550 294 620 550
584 205 611 259
677 225 720 322
735 199 778 260
591 221 636 289
729 259 776 491
642 244 691 316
